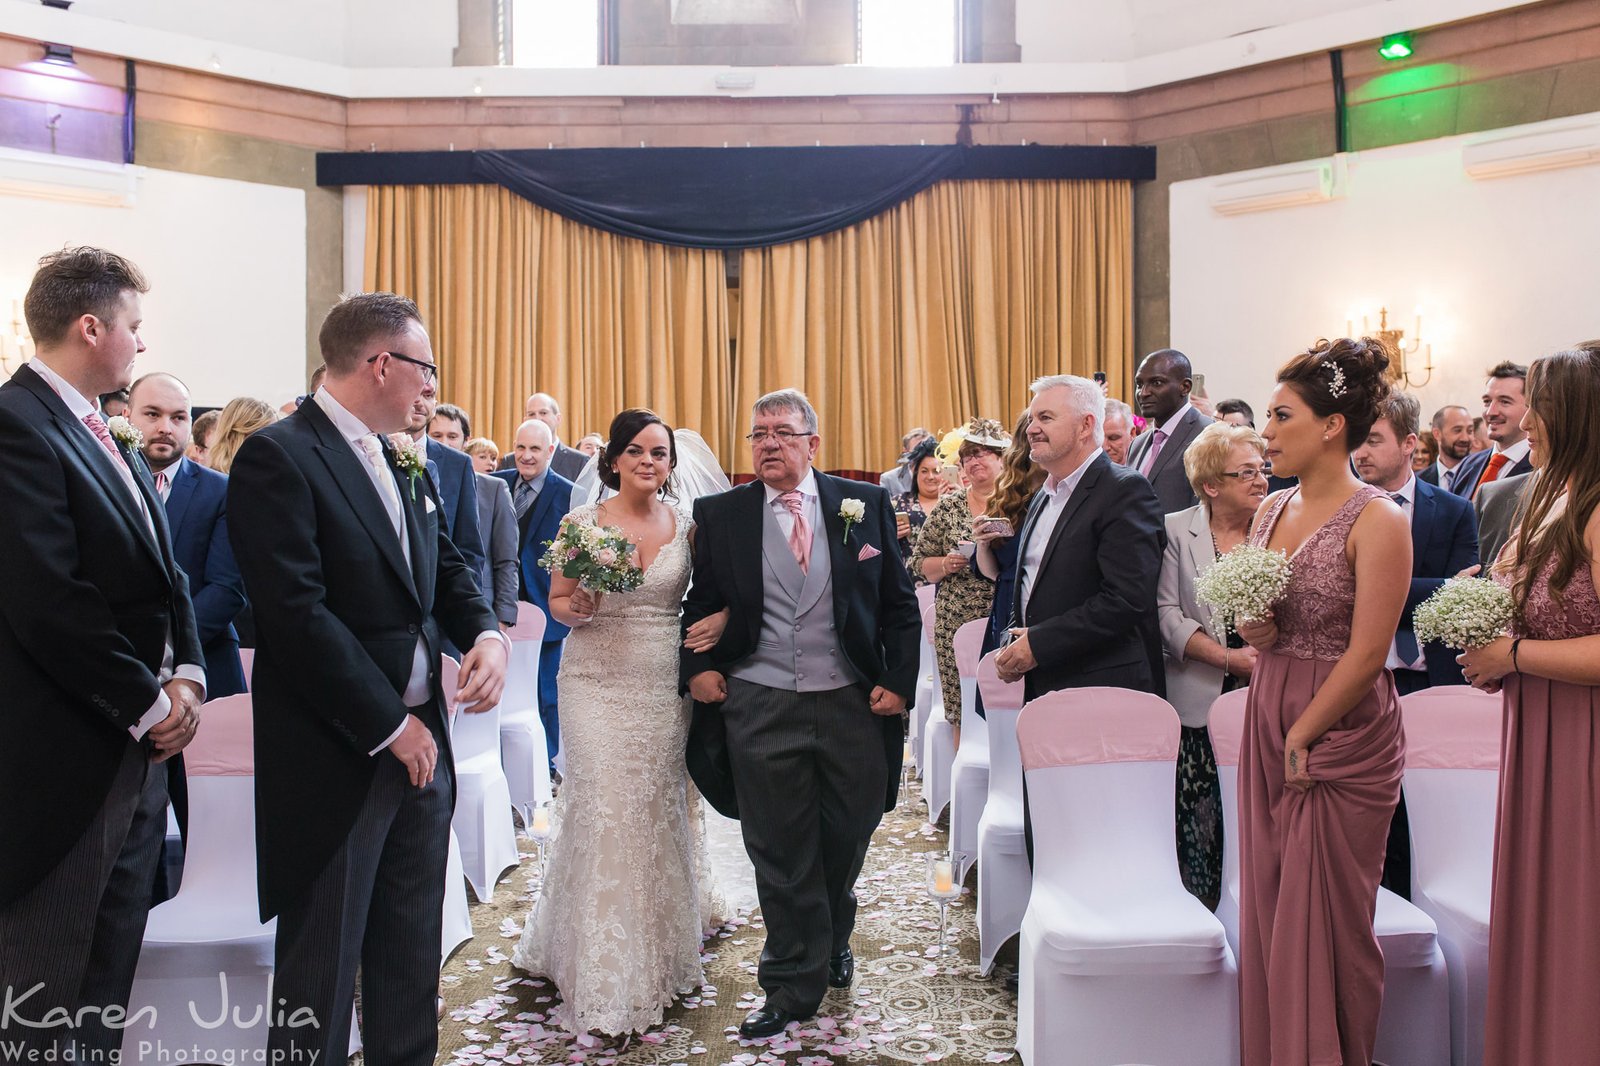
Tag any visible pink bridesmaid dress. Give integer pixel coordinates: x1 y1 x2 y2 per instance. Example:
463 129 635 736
1238 485 1406 1066
1484 555 1600 1062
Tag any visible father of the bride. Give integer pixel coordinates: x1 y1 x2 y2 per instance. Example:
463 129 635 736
228 292 506 1066
682 388 920 1039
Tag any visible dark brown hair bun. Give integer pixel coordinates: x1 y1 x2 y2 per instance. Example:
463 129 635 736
1276 336 1394 449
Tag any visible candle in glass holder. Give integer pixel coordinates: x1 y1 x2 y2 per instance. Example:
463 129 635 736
933 859 954 894
531 806 551 837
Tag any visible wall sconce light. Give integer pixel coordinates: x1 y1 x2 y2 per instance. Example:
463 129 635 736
42 42 75 66
1346 306 1432 387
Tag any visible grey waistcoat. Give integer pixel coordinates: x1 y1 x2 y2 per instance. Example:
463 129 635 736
728 497 862 693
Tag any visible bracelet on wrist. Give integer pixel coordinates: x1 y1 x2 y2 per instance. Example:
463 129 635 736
1511 637 1523 672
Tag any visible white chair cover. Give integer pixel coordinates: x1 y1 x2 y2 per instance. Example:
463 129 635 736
919 598 954 821
1208 687 1450 1066
1402 685 1502 1066
948 619 990 882
1016 687 1237 1066
974 651 1028 975
442 828 474 964
500 602 552 824
446 655 520 901
910 583 937 771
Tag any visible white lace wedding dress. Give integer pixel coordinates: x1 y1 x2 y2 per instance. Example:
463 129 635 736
511 503 723 1036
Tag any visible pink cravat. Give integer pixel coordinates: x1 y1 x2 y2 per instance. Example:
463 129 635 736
1139 428 1168 477
82 412 132 476
154 470 169 499
778 489 811 574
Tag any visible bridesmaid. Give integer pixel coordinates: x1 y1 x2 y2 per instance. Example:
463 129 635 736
1460 346 1600 1063
1236 338 1412 1066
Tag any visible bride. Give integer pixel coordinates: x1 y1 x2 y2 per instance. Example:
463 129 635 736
511 408 731 1036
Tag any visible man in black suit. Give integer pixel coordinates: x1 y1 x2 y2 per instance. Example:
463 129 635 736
1126 349 1214 513
996 374 1166 700
1451 361 1533 499
682 389 919 1039
523 390 589 480
228 292 506 1066
407 382 486 595
0 248 205 1056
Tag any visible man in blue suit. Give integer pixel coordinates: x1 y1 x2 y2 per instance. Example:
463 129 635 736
1354 390 1479 899
405 381 486 595
493 418 573 764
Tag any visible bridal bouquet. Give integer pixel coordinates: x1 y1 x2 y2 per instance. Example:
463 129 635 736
1412 577 1514 650
539 519 646 594
1194 545 1294 637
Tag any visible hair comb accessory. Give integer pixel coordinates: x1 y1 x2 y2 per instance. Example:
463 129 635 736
1325 361 1348 398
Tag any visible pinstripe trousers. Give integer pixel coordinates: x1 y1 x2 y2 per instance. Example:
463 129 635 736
720 678 887 1016
0 739 158 1062
266 706 453 1066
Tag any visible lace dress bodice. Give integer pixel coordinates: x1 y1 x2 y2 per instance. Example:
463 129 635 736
1250 485 1386 662
1506 556 1600 640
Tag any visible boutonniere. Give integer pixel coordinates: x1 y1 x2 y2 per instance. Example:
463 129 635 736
107 415 143 451
386 433 426 501
839 498 866 544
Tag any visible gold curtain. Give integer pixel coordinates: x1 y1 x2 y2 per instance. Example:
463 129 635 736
365 184 733 457
735 179 1132 474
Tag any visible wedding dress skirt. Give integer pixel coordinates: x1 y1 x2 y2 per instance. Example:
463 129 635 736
511 505 720 1035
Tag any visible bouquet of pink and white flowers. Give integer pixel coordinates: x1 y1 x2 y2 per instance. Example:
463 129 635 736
538 519 646 594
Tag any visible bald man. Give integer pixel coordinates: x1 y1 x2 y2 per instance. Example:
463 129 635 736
524 391 588 480
492 419 574 762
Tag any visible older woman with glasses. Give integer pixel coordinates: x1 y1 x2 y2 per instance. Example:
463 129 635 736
909 418 1009 749
1157 421 1270 909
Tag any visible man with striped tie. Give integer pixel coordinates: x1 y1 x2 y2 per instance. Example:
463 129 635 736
494 418 574 765
1450 361 1534 499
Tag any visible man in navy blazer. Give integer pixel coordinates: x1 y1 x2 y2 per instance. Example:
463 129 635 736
405 384 486 593
130 373 247 698
1354 392 1479 900
494 418 574 763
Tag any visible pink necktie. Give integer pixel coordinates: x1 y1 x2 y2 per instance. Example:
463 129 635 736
82 412 132 476
778 489 811 574
154 470 169 498
1139 428 1168 477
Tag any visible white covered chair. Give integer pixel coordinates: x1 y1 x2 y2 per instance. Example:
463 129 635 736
442 828 474 965
948 619 990 883
910 583 937 772
500 602 552 824
1209 688 1451 1066
446 655 520 902
1402 685 1502 1066
1016 687 1237 1066
919 598 955 821
974 651 1028 975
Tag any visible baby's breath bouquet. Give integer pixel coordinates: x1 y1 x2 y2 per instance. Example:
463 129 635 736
1194 545 1294 637
1412 577 1514 650
538 519 646 594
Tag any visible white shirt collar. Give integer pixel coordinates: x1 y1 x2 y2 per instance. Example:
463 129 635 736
764 468 819 505
27 358 98 421
1435 458 1455 480
1390 473 1417 506
313 385 380 445
1495 437 1530 464
1043 448 1102 496
1156 402 1193 439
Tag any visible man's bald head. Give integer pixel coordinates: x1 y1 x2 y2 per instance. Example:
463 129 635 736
524 392 562 437
512 417 554 481
128 371 189 407
1134 347 1195 427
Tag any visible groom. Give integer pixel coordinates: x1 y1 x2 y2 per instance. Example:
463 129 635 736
682 388 919 1039
228 292 506 1066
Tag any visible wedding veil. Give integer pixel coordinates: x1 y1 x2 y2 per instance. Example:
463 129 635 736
570 428 732 508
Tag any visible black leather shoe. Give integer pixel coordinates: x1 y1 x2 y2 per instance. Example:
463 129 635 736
739 1005 797 1040
827 947 855 988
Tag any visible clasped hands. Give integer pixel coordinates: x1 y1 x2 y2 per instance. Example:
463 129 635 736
148 677 204 763
687 670 906 717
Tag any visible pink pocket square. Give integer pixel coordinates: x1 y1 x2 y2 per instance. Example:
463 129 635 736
857 543 882 562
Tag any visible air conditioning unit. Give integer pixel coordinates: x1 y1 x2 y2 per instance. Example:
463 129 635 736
1462 116 1600 180
671 0 801 25
1207 158 1340 216
0 147 140 207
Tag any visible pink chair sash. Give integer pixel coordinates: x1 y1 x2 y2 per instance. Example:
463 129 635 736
916 583 936 616
238 647 254 690
509 602 547 643
1401 684 1502 770
921 601 937 638
976 651 1023 713
953 619 986 678
186 693 254 776
1207 688 1250 768
1017 687 1181 771
440 655 461 720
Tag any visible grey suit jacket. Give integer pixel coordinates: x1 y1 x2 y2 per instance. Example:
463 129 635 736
1157 504 1226 728
474 472 520 626
879 465 911 496
1128 406 1214 514
550 441 588 482
1474 470 1535 568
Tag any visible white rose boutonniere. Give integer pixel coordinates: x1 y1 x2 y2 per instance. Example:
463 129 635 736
107 415 143 451
839 498 866 543
386 433 427 501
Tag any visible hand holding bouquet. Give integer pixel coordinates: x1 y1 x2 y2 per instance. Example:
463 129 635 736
1194 545 1294 639
1412 577 1514 650
538 519 646 594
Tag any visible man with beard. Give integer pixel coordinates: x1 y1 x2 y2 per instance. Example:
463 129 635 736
1420 404 1475 492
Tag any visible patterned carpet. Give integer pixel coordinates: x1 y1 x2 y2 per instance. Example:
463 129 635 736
431 789 1020 1066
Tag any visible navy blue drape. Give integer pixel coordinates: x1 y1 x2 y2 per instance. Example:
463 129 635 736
317 144 1154 250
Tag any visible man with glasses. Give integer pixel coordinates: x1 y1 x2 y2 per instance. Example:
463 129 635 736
682 389 919 1040
228 291 506 1066
1351 390 1478 901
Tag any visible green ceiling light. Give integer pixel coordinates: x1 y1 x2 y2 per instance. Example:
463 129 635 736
1378 32 1415 61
